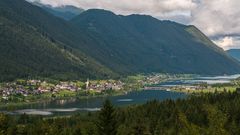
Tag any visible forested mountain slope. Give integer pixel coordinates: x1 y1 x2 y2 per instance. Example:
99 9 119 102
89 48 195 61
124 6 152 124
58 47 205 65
70 9 240 75
0 0 114 81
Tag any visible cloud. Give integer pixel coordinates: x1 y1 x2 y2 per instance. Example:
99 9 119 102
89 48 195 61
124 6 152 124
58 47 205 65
213 37 233 50
31 0 196 18
190 0 240 50
190 0 240 37
213 36 240 50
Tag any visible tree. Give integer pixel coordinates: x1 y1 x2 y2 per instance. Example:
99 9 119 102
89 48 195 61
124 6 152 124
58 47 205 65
175 112 200 135
205 105 229 135
96 100 117 135
131 118 150 135
0 113 9 135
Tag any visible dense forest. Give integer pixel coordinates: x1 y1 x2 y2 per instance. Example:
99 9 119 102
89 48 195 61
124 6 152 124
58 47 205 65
1 91 240 135
0 0 115 82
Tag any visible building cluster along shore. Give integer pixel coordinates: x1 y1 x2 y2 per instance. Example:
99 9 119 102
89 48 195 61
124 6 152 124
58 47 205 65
0 79 126 101
0 74 182 101
1 74 238 102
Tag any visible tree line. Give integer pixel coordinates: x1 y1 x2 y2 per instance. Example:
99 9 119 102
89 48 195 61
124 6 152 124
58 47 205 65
1 91 240 135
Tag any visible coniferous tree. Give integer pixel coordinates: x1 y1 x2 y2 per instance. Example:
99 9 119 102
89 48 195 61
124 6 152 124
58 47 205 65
205 105 229 135
0 113 8 135
96 100 117 135
131 118 150 135
73 126 82 135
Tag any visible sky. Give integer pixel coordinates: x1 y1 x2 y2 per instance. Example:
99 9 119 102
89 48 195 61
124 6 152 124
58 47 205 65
28 0 240 50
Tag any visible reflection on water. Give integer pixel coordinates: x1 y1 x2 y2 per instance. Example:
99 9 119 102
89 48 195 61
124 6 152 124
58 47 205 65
56 98 77 105
160 74 240 86
193 74 240 84
14 108 101 115
117 99 133 102
198 74 240 80
16 109 53 115
184 80 231 84
1 90 186 116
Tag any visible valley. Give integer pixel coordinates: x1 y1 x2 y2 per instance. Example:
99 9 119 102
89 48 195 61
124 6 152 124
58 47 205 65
0 0 240 134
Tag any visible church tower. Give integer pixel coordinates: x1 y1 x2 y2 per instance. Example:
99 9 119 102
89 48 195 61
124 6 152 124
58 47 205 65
86 78 89 89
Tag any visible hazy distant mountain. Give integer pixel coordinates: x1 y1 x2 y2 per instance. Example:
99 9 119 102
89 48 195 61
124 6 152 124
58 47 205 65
32 1 84 20
227 49 240 61
0 0 240 81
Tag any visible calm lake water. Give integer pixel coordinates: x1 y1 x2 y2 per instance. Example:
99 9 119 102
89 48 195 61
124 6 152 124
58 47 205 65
1 90 186 116
159 74 240 86
1 74 240 116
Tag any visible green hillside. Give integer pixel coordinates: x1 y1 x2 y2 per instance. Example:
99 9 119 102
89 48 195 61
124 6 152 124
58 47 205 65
0 0 115 81
70 9 240 75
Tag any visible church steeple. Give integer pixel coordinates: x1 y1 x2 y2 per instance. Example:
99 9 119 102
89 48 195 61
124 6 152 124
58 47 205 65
86 78 89 89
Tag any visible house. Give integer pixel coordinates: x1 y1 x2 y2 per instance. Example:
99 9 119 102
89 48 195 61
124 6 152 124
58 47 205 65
38 87 49 93
27 80 41 85
2 96 8 100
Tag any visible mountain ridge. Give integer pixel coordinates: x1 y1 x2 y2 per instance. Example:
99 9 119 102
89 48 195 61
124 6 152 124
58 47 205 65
70 9 240 75
31 1 84 20
0 0 239 82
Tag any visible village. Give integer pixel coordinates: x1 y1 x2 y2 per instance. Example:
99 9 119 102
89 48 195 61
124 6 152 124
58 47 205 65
0 74 202 101
0 79 126 101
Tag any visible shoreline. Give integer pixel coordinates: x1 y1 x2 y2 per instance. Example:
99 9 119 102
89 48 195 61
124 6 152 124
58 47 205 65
1 86 237 110
0 89 143 110
1 74 238 110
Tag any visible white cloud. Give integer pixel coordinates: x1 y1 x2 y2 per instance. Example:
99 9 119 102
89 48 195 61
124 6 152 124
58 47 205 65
190 0 240 37
31 0 196 18
190 0 240 50
213 36 240 50
213 37 233 50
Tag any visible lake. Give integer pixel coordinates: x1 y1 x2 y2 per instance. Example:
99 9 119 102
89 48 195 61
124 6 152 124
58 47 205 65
1 90 186 116
159 74 240 87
